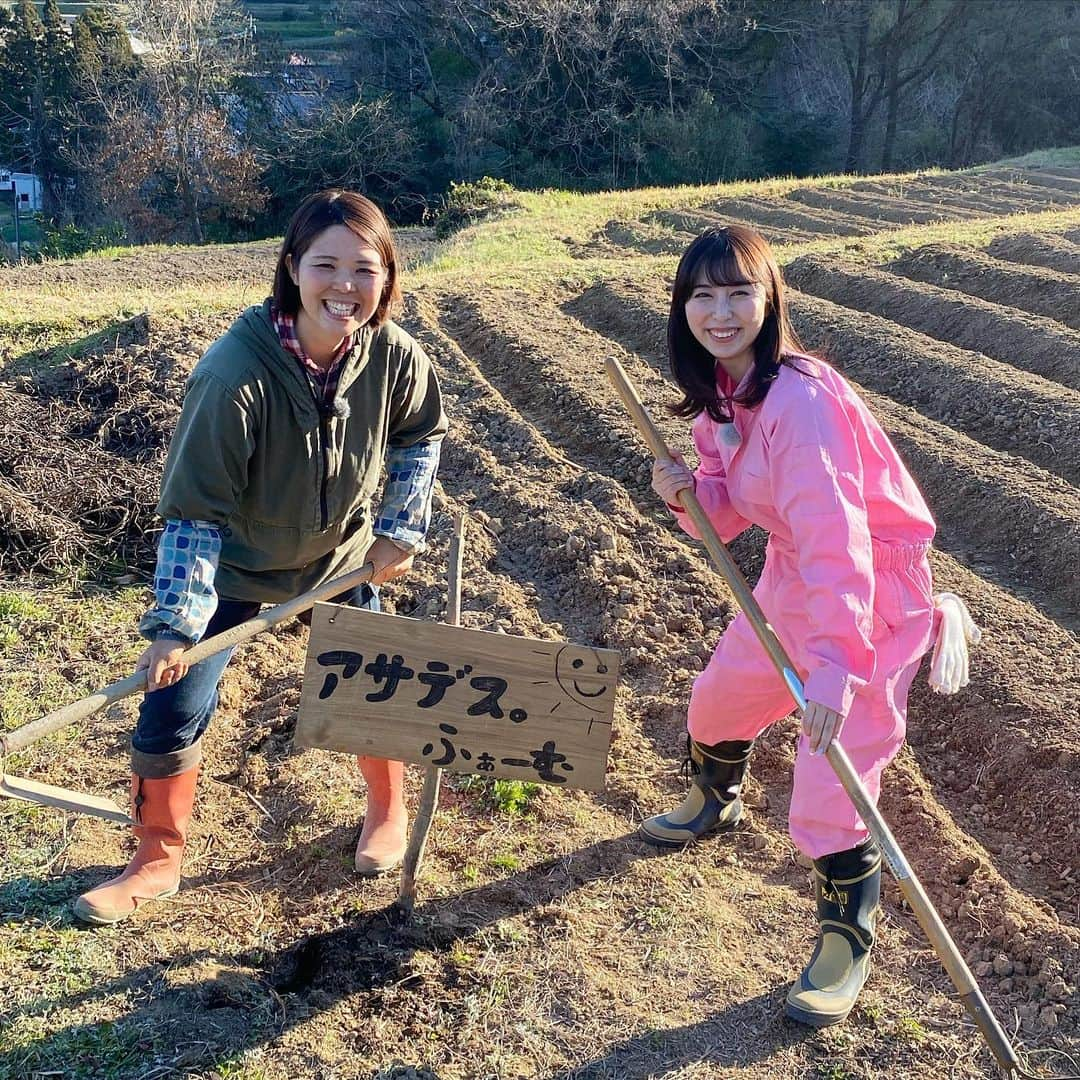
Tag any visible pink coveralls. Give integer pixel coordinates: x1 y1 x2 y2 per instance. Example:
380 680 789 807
675 355 936 859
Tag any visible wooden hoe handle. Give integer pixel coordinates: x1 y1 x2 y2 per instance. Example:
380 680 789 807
605 355 1031 1078
0 562 375 760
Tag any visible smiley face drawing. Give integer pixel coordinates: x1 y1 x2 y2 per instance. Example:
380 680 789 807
554 645 611 712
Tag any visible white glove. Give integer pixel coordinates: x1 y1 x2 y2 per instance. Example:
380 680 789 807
928 592 981 694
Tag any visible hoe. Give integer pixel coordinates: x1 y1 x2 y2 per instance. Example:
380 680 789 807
0 563 375 819
605 355 1076 1080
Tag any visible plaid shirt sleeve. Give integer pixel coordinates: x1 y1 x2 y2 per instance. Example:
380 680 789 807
373 441 441 553
137 519 222 644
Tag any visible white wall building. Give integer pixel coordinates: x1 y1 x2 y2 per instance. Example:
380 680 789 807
0 171 43 213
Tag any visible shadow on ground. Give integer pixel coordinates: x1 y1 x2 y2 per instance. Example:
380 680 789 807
0 833 812 1078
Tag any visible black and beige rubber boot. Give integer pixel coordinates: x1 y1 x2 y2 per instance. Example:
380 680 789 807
785 839 882 1027
639 738 754 847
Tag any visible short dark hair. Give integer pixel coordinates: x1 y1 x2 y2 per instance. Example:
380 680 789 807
272 190 402 327
668 224 806 422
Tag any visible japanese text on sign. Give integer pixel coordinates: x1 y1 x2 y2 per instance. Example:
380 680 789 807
295 604 620 791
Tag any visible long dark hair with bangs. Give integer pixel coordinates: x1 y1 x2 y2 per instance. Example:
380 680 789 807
668 224 806 422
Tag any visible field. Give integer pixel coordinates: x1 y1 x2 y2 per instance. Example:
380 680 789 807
0 159 1078 1080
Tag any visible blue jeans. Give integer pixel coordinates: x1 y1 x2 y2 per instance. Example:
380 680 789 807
132 584 379 773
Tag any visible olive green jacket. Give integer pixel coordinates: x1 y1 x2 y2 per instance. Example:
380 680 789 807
156 299 446 602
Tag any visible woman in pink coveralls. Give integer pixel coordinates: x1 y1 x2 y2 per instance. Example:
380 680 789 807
641 224 937 1027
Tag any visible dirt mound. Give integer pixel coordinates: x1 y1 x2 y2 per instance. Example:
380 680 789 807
591 218 700 257
0 385 157 574
645 207 824 245
888 244 1080 329
784 253 1080 391
986 231 1080 275
653 196 880 238
787 290 1080 486
0 242 278 292
849 176 1077 216
0 314 215 576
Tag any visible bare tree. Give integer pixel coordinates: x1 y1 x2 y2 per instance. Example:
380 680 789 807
877 0 964 171
825 0 963 173
113 0 263 241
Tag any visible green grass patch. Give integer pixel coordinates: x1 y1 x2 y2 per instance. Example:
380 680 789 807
0 584 145 736
973 144 1080 171
456 775 540 817
0 1017 142 1080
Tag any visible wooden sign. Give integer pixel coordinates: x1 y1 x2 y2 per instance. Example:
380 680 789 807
295 604 620 791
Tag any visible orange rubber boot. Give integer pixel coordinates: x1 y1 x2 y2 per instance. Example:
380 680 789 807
354 756 408 876
73 766 199 925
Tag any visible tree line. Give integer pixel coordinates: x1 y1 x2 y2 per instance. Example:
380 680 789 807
2 0 1079 249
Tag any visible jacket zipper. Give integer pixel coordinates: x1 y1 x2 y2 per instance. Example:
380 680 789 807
319 412 330 531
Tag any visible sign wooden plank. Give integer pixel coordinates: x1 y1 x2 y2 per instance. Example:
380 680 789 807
295 604 619 791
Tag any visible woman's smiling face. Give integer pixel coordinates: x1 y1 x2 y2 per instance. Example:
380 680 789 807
683 277 767 378
288 224 387 360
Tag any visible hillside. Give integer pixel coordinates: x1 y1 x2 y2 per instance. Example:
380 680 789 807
0 159 1078 1080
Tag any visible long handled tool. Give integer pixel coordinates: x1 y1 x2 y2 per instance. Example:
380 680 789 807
398 511 466 914
0 562 374 821
605 355 1072 1080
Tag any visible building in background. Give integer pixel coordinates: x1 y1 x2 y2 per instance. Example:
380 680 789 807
0 170 43 213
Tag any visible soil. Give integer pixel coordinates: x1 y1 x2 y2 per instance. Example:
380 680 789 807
0 229 435 291
986 232 1080 275
785 187 976 226
848 177 1080 217
888 245 1080 330
986 168 1080 197
650 198 881 238
784 253 1080 391
1 172 1077 1080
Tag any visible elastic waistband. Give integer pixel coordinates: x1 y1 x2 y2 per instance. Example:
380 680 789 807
872 540 931 570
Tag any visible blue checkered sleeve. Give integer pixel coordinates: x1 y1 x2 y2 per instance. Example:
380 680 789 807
373 441 441 553
137 519 222 644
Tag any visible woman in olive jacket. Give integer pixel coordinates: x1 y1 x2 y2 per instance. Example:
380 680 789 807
74 190 447 925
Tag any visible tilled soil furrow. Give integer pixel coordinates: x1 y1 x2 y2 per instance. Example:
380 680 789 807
985 231 1080 275
907 551 1080 916
651 198 881 238
784 253 1080 391
645 206 828 244
566 278 1080 630
406 296 819 865
849 178 1078 216
422 288 1080 1022
788 291 1080 486
888 245 1080 330
606 214 819 254
878 748 1079 1038
594 219 706 257
787 186 979 225
434 285 768 584
0 231 434 292
982 169 1080 200
404 293 747 744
